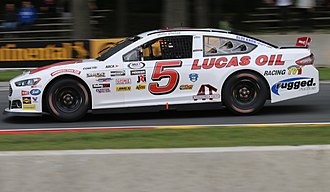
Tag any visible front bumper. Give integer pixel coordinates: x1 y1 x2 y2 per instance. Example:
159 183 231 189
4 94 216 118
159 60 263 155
7 81 44 114
3 108 44 117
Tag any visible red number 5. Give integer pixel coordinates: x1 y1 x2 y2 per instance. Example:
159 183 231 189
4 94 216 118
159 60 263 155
149 61 182 95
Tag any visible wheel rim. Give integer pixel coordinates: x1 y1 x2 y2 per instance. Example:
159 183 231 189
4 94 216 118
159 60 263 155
232 79 258 105
54 86 83 113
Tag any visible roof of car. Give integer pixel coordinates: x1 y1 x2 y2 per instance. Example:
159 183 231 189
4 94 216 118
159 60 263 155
136 28 278 48
137 28 231 38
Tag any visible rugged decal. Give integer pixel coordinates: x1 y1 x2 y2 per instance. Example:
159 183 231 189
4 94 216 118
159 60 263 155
271 77 316 95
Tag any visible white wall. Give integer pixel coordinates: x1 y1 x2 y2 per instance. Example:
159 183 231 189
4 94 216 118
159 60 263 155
1 145 330 192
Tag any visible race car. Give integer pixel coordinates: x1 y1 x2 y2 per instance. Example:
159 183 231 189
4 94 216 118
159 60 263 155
4 28 319 121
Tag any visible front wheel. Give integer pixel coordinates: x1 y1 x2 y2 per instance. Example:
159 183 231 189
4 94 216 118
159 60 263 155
222 72 268 115
46 78 89 121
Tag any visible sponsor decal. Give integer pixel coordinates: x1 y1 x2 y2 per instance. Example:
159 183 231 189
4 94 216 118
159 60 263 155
192 56 250 70
255 55 285 66
21 90 29 96
264 70 286 76
116 86 131 92
189 73 199 82
22 104 36 110
180 84 193 90
96 78 112 82
193 49 203 52
22 97 31 104
106 64 119 68
193 84 220 101
51 69 81 76
32 97 39 103
92 83 110 88
271 77 316 96
128 62 145 69
96 88 111 93
83 66 97 70
236 35 272 48
191 54 285 70
31 85 42 88
296 37 311 47
137 74 146 83
288 65 303 75
236 35 258 44
30 89 41 95
136 84 146 90
110 70 126 76
130 69 146 75
116 78 131 85
87 72 106 78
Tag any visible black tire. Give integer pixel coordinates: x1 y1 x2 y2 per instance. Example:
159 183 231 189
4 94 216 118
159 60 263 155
222 72 268 115
46 78 89 121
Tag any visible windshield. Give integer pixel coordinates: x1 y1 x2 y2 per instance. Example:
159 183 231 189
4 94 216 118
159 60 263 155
96 36 141 61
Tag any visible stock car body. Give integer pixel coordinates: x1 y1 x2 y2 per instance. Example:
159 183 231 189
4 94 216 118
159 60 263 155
4 28 319 121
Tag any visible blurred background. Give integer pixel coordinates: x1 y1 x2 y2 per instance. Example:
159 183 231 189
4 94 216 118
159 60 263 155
1 0 330 41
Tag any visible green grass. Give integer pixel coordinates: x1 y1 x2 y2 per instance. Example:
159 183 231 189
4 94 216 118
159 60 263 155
0 70 24 81
319 67 330 81
1 68 330 81
1 126 330 151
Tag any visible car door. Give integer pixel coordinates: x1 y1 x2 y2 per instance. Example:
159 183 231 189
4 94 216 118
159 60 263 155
122 35 196 108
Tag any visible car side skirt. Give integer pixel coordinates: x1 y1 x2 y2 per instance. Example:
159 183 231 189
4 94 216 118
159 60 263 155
92 102 226 114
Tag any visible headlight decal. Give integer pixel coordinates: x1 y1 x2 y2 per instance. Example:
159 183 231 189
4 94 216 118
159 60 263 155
15 78 41 87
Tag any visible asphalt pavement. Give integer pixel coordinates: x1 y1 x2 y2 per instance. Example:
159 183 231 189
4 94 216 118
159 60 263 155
0 82 329 130
0 82 8 91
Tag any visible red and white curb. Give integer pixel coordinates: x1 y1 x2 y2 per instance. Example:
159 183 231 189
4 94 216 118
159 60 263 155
0 122 330 135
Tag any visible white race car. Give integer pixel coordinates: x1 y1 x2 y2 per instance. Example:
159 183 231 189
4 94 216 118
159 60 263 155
4 28 319 121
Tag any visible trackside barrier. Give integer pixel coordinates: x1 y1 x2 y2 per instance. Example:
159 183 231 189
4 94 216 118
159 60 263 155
0 38 124 68
1 145 330 192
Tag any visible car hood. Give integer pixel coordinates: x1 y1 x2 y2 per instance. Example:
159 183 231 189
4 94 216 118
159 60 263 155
29 59 98 74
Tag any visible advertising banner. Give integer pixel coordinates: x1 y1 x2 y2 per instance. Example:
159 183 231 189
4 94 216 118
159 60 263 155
0 38 124 68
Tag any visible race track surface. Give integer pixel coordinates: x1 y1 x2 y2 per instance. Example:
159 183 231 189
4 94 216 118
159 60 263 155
0 84 329 130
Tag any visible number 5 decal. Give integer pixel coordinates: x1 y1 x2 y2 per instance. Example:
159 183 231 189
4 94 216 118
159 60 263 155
149 61 182 95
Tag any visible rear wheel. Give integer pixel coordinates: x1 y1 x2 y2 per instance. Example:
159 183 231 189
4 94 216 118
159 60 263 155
46 78 89 121
222 72 267 115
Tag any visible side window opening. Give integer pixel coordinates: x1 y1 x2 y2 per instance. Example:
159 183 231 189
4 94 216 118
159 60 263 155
204 36 256 56
158 36 192 60
123 36 193 62
233 44 247 52
123 36 193 61
123 48 141 62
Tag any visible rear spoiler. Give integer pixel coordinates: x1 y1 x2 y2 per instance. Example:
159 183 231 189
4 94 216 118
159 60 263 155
296 37 311 48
